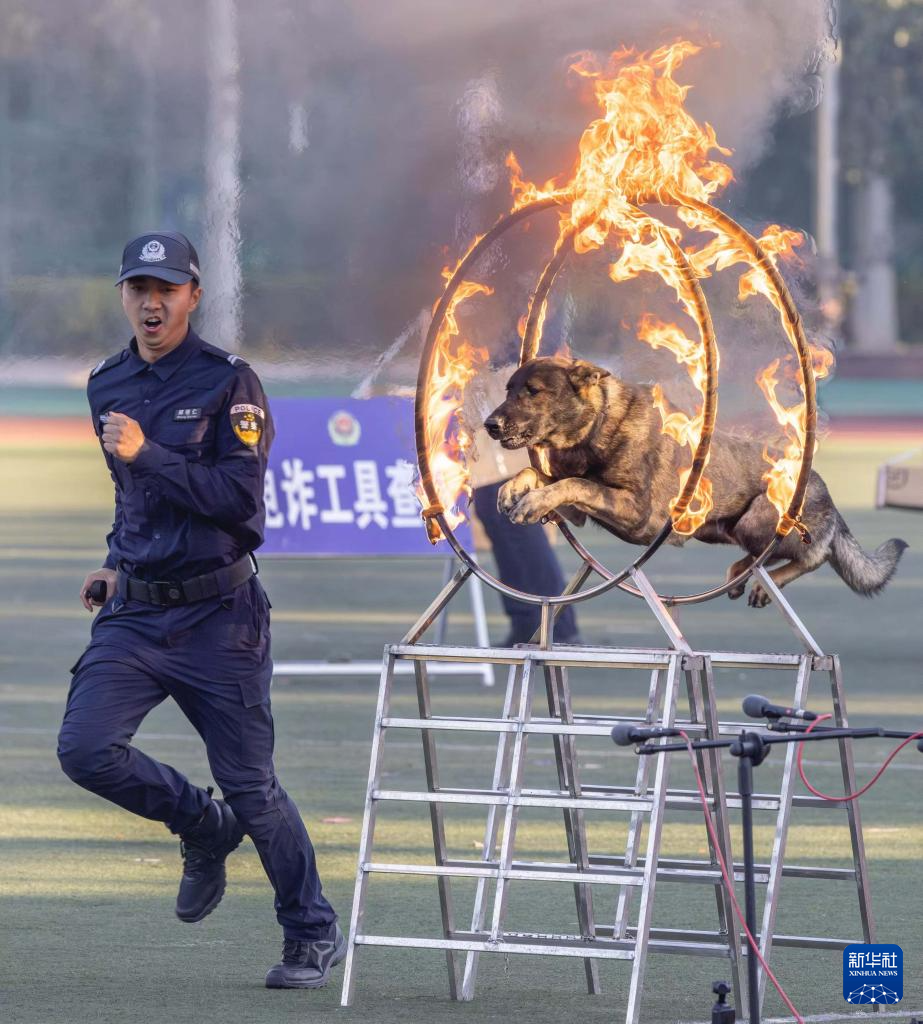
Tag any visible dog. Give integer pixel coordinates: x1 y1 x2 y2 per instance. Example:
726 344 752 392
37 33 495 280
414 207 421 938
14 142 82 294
483 356 907 606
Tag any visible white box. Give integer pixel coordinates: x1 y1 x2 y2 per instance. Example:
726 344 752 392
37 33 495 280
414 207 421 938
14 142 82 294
877 449 923 510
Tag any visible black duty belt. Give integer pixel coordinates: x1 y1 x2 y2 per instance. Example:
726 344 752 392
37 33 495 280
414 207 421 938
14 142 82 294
116 554 255 607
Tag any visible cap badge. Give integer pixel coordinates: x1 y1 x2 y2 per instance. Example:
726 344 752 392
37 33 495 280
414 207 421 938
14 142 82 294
139 240 167 263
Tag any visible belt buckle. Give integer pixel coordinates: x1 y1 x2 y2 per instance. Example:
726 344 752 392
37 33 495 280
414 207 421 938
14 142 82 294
153 580 185 606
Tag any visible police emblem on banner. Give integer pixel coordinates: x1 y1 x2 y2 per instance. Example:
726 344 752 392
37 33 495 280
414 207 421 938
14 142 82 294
328 409 361 446
230 403 264 446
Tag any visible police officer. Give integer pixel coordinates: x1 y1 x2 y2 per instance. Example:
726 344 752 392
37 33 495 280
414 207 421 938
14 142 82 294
57 232 344 989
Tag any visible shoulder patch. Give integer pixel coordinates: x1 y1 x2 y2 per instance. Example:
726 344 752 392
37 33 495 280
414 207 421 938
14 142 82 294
200 340 249 368
89 351 128 378
230 403 264 446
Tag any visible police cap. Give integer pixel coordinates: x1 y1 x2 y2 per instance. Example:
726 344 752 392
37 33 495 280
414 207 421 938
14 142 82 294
116 232 201 286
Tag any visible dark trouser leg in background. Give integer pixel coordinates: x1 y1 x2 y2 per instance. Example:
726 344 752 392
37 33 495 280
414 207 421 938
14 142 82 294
473 480 579 644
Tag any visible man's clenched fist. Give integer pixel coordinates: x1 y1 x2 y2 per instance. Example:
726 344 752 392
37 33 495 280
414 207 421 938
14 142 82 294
101 412 146 463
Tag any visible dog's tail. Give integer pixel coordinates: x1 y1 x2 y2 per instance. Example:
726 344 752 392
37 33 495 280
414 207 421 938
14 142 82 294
828 515 908 596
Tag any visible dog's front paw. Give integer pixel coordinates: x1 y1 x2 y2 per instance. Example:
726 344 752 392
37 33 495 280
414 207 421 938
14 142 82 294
498 469 542 517
510 489 557 525
497 481 522 517
727 582 747 601
747 582 772 608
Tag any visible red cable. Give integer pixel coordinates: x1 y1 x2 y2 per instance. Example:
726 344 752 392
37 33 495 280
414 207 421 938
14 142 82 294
797 714 923 801
678 730 805 1024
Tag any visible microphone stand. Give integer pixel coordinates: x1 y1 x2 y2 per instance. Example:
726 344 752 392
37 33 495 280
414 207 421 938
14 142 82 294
734 731 769 1024
626 722 921 1024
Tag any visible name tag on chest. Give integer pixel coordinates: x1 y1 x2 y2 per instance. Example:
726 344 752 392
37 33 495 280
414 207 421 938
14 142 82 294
173 407 203 421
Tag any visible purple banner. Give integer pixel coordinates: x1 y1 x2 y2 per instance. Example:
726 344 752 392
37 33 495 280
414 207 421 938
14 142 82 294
261 396 472 557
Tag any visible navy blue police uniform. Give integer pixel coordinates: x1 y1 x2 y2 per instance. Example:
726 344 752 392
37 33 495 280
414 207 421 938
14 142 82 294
57 325 336 943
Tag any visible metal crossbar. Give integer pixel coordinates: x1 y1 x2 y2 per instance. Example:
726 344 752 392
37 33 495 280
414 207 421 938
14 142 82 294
340 567 876 1022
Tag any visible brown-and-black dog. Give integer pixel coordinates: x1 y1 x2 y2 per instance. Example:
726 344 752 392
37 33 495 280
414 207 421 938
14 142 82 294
483 356 907 606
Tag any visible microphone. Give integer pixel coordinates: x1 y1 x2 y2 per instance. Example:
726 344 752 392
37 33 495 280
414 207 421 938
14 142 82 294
742 694 818 722
611 722 683 747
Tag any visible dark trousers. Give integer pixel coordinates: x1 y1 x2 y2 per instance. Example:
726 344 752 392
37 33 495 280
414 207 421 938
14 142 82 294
472 480 578 644
57 578 335 941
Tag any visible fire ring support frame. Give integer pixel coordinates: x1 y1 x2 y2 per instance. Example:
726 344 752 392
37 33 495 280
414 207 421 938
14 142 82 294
344 201 874 1023
414 194 816 614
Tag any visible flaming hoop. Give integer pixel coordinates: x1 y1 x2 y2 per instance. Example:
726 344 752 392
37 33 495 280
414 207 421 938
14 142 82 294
414 42 820 608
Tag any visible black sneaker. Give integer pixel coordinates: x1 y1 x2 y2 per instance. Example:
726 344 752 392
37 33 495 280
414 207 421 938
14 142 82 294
175 799 245 923
265 923 347 989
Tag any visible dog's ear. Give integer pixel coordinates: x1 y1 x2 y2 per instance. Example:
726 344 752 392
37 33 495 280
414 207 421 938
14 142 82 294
567 360 611 391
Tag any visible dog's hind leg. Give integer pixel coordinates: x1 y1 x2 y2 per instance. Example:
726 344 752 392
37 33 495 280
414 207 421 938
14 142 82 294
725 553 756 600
747 559 812 608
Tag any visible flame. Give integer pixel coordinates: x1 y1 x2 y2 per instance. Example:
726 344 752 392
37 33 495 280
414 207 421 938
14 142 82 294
679 203 811 527
505 43 732 532
506 151 564 212
418 269 491 537
810 344 835 379
423 39 820 541
508 43 813 530
508 43 733 228
641 313 714 532
756 344 833 529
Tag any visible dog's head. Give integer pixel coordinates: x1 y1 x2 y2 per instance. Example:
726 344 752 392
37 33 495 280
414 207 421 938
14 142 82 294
483 356 611 450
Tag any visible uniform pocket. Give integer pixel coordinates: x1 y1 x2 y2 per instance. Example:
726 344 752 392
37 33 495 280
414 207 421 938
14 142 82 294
238 666 272 708
236 581 271 706
196 581 270 707
217 579 263 648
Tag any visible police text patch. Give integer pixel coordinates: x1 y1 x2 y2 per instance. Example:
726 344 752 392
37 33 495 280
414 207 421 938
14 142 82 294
230 403 264 446
173 407 203 421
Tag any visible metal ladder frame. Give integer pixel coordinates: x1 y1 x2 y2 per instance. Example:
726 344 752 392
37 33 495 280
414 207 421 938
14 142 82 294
340 562 875 1021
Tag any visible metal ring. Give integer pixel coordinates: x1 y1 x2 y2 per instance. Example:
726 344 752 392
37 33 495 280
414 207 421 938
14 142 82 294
611 199 815 604
515 200 813 605
415 198 673 606
415 196 815 608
